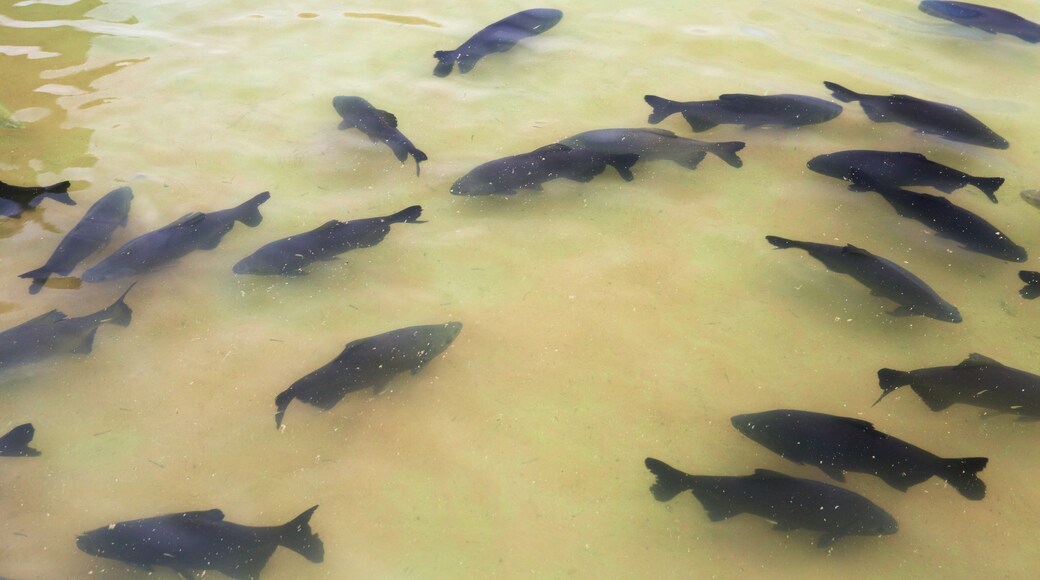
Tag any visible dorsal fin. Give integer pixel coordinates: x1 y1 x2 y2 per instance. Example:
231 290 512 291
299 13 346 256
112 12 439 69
834 416 886 438
374 109 397 128
179 509 225 522
752 469 794 480
639 128 679 138
19 309 68 327
165 212 205 229
841 244 871 257
717 93 758 103
955 353 1002 369
531 143 572 155
314 219 344 231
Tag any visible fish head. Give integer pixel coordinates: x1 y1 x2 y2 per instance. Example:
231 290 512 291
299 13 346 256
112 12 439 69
805 153 848 179
854 508 899 538
730 411 788 453
81 262 135 283
76 525 127 558
450 174 493 196
332 96 370 120
233 252 286 276
426 322 463 350
927 302 963 324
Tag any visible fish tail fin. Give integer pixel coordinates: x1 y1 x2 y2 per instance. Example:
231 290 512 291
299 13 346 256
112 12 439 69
937 457 988 500
275 388 295 429
433 50 456 77
607 153 640 181
233 191 271 227
1020 270 1040 285
970 177 1003 203
823 81 860 103
644 95 681 124
278 505 324 562
387 205 423 224
412 147 428 176
102 282 136 327
19 267 53 295
765 235 799 249
644 457 695 502
711 141 746 168
874 368 912 406
0 423 40 457
30 181 75 207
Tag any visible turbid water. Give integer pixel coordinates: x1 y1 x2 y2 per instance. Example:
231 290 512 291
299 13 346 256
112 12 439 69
2 0 1040 578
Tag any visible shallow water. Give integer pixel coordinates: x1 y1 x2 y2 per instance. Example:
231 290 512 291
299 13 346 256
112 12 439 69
2 0 1040 577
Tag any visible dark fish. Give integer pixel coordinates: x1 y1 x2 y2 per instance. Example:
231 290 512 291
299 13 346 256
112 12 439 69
1019 270 1040 299
332 96 427 176
0 423 40 457
0 179 75 217
644 93 842 131
731 410 988 499
450 143 638 196
824 81 1009 149
82 192 269 282
807 150 1003 203
560 128 745 169
275 322 462 428
644 458 898 548
919 1 1040 43
433 9 563 77
765 235 962 323
877 353 1040 419
233 205 423 276
0 285 134 372
76 505 323 579
19 187 134 294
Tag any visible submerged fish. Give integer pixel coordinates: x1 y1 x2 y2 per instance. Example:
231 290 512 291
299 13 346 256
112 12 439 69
1021 189 1040 209
731 410 988 499
0 179 75 217
332 96 427 175
0 285 134 372
644 458 898 548
765 235 962 323
233 205 423 276
1019 270 1040 299
434 8 563 76
77 505 323 579
275 322 462 428
824 81 1009 149
807 150 1003 203
0 423 40 457
560 128 745 169
82 192 270 282
450 143 638 196
877 353 1040 419
644 93 842 131
919 1 1040 43
20 187 134 294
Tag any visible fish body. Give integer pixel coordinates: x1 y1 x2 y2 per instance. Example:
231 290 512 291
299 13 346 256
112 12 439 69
824 81 1008 149
0 179 74 217
450 143 638 196
20 187 134 293
765 235 962 323
76 505 323 579
1019 270 1040 299
919 1 1040 43
560 128 745 169
82 192 269 282
332 96 427 175
275 322 462 428
433 9 563 76
877 353 1040 419
644 93 842 131
644 458 898 548
0 423 39 457
233 205 422 276
731 410 987 499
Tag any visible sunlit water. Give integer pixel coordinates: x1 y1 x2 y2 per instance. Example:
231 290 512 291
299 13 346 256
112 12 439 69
2 0 1040 577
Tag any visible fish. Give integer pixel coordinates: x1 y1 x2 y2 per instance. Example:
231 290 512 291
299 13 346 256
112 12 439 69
450 143 638 196
82 192 269 282
731 410 988 499
0 285 134 372
644 93 842 131
919 1 1040 43
332 96 427 175
0 100 23 129
76 505 323 579
1021 189 1040 209
433 8 564 77
0 179 75 217
877 353 1040 419
275 322 462 428
643 458 898 548
824 81 1009 149
19 186 134 294
559 128 745 169
0 423 40 457
765 235 962 323
233 205 423 276
806 150 1003 203
1019 270 1040 299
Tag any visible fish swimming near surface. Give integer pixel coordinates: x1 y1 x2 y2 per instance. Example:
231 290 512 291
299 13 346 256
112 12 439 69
824 81 1009 149
765 235 962 323
275 322 462 428
433 8 564 77
731 410 988 499
0 423 40 457
807 150 1003 203
919 1 1040 43
233 205 423 276
0 179 75 217
450 143 638 196
644 93 842 131
877 353 1040 419
76 505 323 579
0 285 134 372
19 187 134 294
1019 270 1040 299
332 96 427 176
644 458 898 548
82 192 270 282
560 128 745 169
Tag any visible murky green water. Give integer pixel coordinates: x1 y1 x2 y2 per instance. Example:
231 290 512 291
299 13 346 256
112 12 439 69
2 0 1040 577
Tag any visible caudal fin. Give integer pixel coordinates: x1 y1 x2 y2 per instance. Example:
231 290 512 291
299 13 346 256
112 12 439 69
644 457 695 502
937 457 988 500
433 50 457 77
411 147 428 176
29 181 75 207
19 266 53 294
100 283 135 327
0 423 40 457
710 141 746 168
278 505 324 563
386 205 423 224
234 191 271 227
645 95 681 124
765 235 799 249
874 368 912 406
823 81 861 103
1019 271 1040 299
970 177 1003 203
275 388 295 429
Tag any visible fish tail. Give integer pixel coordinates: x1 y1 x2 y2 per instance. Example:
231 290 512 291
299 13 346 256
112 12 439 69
970 177 1003 203
412 147 428 176
710 141 746 168
607 153 640 181
765 235 800 250
432 50 457 77
29 180 75 207
19 266 53 290
937 457 988 500
874 368 912 406
1020 270 1040 285
387 205 423 224
231 191 271 227
275 388 296 429
102 282 136 327
644 95 681 124
0 423 40 457
823 81 861 103
278 505 325 563
644 457 695 502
